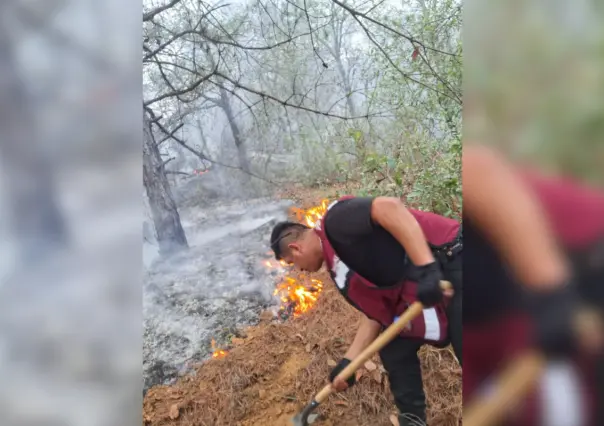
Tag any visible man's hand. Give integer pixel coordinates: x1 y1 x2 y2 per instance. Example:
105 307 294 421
528 283 577 357
408 262 445 307
329 358 355 391
526 281 604 357
332 316 381 391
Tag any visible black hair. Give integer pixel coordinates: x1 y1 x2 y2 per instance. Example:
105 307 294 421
270 221 310 260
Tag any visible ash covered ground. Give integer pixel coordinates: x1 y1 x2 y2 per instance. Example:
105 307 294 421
143 174 293 392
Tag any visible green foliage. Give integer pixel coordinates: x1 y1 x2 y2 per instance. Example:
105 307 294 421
406 137 461 218
289 0 463 218
354 135 461 218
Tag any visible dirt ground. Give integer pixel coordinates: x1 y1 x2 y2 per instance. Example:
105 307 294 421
142 187 462 426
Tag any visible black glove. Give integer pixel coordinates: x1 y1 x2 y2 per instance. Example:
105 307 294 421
526 282 578 358
329 358 355 388
408 261 444 307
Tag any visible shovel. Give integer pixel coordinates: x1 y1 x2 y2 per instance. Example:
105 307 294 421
290 280 453 426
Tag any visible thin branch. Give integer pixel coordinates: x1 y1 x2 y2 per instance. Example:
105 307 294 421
211 71 373 120
143 4 229 61
147 108 280 185
143 0 183 22
144 23 315 62
143 62 218 106
157 123 184 145
330 0 458 57
160 157 175 169
348 12 458 104
303 0 328 68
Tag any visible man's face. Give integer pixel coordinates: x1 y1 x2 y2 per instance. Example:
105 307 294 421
282 239 323 272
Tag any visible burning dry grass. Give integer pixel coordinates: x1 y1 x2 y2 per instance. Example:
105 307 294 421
143 278 461 426
142 190 461 426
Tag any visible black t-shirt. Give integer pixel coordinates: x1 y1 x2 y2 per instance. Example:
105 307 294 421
462 216 520 322
323 197 408 287
324 198 517 321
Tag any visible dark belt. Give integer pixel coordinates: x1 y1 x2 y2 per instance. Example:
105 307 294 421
431 226 463 264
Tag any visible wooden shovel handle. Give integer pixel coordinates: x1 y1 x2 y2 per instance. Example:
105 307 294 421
463 351 545 426
314 280 453 403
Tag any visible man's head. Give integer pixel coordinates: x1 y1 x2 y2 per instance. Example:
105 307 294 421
270 221 324 272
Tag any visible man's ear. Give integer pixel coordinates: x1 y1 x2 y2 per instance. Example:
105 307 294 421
288 242 301 253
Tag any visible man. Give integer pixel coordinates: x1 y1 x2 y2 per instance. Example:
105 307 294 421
463 145 604 425
270 196 462 425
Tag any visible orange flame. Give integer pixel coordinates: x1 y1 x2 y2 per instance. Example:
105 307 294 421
264 199 330 317
291 199 330 228
273 276 323 317
211 338 227 359
264 259 289 269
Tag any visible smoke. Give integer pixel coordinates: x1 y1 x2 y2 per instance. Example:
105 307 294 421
143 197 293 391
0 0 141 425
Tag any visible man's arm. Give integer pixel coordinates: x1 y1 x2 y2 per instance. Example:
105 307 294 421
326 196 435 266
370 197 435 266
344 315 382 360
463 146 570 288
331 315 381 391
462 146 592 357
327 196 446 305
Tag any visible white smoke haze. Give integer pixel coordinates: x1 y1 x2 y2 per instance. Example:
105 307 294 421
0 0 141 425
142 195 293 391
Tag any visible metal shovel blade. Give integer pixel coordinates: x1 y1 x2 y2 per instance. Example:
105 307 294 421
290 400 319 426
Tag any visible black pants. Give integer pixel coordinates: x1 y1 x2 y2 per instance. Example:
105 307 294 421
379 253 463 425
443 252 462 365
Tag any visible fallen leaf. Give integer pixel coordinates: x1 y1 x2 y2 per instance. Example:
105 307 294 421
259 389 266 398
334 400 348 406
364 360 377 371
333 337 346 346
389 414 400 426
169 404 179 420
355 370 364 381
327 359 337 367
372 370 382 384
305 343 311 353
295 334 304 341
231 338 244 346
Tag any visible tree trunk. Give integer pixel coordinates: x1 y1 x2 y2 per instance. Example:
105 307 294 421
334 56 357 118
219 87 250 173
0 22 68 264
143 111 188 255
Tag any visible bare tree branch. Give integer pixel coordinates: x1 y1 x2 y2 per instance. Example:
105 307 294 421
346 11 459 104
157 123 184 146
210 71 374 120
147 107 280 185
143 62 219 106
330 0 459 58
143 0 183 22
